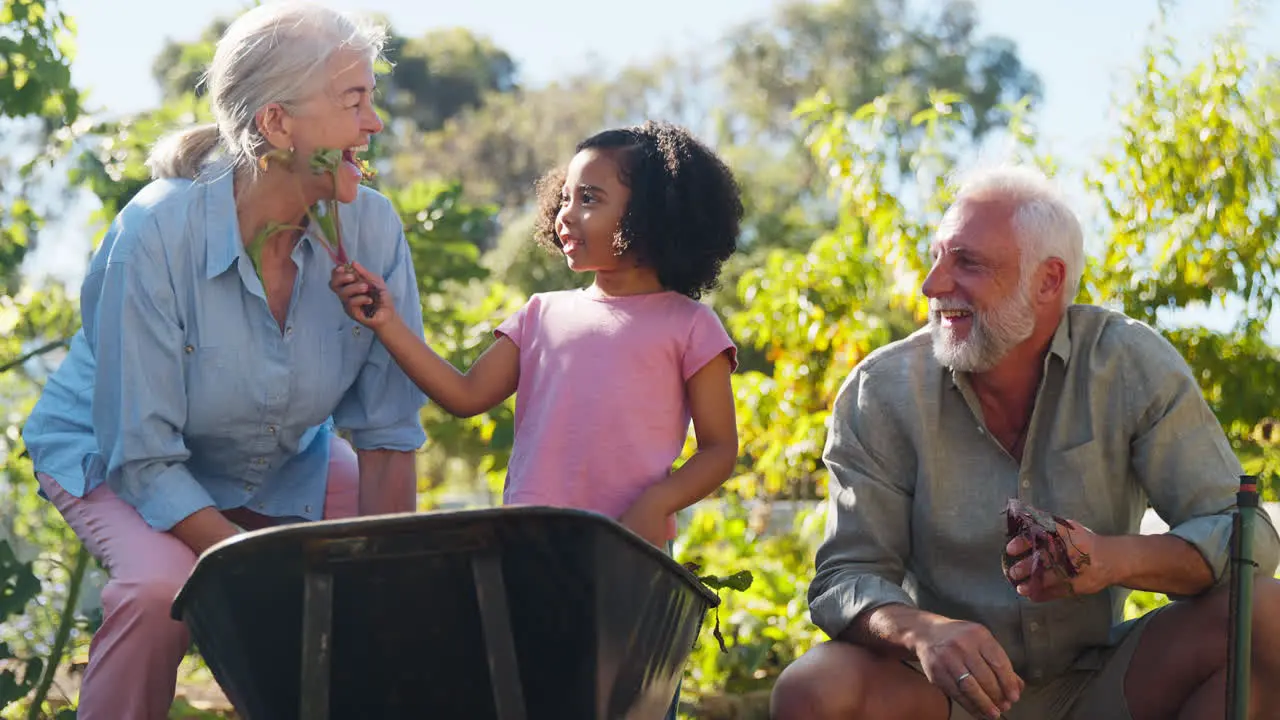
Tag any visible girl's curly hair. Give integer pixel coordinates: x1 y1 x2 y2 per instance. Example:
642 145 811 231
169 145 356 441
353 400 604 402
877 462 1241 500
533 120 743 300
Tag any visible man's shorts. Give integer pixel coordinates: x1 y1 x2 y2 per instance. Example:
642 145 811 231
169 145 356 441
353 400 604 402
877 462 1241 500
906 608 1164 720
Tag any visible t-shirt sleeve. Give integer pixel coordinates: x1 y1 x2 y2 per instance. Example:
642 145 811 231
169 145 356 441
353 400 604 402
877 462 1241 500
681 304 738 380
494 296 535 348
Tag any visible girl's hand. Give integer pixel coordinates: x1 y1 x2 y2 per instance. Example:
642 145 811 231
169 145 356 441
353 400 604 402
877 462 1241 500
330 261 396 328
619 490 671 548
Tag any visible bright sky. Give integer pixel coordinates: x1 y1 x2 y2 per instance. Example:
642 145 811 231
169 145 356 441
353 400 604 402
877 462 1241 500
44 0 1280 334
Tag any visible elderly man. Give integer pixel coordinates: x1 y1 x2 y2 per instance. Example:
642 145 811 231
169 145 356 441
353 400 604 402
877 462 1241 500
770 165 1280 720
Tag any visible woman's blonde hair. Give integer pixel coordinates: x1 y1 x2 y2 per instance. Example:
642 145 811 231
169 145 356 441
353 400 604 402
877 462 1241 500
145 1 386 180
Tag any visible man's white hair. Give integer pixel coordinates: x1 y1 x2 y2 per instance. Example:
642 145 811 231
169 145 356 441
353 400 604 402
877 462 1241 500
952 165 1085 307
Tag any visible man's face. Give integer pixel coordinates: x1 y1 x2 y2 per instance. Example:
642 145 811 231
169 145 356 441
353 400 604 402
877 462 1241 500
922 199 1036 372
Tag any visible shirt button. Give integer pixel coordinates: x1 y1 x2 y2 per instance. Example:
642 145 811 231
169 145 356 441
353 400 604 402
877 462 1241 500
243 482 253 491
184 345 194 354
286 326 293 335
977 426 986 435
304 505 312 513
1021 479 1031 489
268 425 277 434
1029 622 1040 632
352 326 361 337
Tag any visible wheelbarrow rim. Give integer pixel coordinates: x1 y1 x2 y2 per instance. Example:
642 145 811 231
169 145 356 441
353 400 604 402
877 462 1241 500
170 505 722 620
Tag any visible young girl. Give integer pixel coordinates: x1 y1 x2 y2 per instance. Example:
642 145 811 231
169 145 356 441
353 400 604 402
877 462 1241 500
335 120 739 720
332 121 741 549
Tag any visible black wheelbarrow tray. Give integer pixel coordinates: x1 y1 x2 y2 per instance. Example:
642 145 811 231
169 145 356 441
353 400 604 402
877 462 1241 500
170 506 720 720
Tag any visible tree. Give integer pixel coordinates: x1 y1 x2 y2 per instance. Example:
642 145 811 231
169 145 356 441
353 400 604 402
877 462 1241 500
1084 6 1280 490
720 0 1041 148
392 75 632 212
382 27 518 133
0 1 90 715
151 19 227 102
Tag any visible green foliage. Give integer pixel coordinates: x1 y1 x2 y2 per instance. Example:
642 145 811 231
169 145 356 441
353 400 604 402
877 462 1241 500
0 536 41 709
720 0 1041 148
151 19 227 102
379 180 523 497
71 92 212 232
1084 11 1280 497
677 501 826 705
387 180 495 295
484 210 584 297
382 27 518 133
0 0 80 125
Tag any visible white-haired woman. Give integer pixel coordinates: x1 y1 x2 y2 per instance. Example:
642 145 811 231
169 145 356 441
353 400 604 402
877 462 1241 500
21 3 426 716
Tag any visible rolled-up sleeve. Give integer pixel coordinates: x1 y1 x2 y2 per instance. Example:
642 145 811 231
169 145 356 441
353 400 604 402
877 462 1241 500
1127 329 1280 587
332 204 428 451
808 364 917 640
88 215 214 531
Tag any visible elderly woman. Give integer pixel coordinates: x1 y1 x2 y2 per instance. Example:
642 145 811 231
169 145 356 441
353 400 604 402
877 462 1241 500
20 3 426 717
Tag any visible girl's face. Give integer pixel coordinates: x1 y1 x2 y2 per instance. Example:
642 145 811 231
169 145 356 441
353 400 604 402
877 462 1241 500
555 149 632 273
271 48 383 204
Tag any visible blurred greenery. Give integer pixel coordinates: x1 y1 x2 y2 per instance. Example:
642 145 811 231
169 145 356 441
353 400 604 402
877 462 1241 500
1 0 1278 718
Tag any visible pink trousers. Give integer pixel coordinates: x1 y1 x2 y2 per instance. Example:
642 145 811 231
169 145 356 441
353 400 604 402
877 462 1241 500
36 435 360 720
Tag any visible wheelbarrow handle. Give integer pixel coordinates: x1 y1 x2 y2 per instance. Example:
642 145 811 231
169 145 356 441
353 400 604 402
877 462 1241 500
1227 474 1260 720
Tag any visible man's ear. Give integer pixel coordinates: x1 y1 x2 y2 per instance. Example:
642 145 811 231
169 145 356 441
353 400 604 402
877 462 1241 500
1038 257 1067 305
256 102 293 152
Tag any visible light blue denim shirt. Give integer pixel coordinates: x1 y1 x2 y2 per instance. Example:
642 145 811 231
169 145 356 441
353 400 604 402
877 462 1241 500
23 161 428 530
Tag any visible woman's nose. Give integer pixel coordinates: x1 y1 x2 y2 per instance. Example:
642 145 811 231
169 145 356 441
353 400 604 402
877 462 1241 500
364 107 384 135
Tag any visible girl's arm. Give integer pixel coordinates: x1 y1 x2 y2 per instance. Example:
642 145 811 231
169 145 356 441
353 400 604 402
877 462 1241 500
332 262 519 418
620 352 739 545
379 319 520 418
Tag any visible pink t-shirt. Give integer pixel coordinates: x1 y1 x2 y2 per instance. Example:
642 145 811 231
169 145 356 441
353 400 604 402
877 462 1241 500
494 287 738 539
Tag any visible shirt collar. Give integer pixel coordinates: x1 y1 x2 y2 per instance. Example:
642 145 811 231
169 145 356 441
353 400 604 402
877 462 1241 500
204 163 242 280
1048 308 1072 367
946 308 1074 388
203 162 322 280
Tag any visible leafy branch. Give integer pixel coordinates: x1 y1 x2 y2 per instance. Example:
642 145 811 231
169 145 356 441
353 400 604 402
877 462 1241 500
250 147 381 316
684 562 755 653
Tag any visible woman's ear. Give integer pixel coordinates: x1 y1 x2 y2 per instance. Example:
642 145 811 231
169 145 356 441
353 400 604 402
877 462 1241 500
256 103 293 152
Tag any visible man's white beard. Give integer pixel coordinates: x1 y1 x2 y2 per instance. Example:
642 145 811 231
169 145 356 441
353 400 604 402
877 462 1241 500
930 283 1037 373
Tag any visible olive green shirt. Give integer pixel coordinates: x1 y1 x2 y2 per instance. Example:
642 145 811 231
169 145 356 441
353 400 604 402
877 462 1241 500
808 304 1280 682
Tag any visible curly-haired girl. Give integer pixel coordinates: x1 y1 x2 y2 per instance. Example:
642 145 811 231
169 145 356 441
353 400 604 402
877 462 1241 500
331 120 742 550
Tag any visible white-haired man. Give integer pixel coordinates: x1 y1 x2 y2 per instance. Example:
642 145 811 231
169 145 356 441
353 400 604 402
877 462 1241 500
770 165 1280 720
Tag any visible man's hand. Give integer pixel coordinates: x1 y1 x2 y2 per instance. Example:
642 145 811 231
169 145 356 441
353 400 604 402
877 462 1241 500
1005 518 1112 602
910 616 1024 719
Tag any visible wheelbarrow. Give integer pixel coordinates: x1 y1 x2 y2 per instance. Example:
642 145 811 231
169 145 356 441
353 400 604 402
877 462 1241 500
170 506 719 720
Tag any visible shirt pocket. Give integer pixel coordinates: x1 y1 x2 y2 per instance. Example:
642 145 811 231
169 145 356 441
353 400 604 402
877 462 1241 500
182 345 244 437
1044 441 1125 534
333 321 374 389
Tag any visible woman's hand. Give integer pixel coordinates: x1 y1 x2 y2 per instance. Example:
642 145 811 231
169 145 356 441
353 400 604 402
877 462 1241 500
170 507 243 556
330 261 397 329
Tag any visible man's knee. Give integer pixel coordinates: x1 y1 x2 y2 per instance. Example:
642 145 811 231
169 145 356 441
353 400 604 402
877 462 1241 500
1253 578 1280 664
771 641 942 720
771 643 865 720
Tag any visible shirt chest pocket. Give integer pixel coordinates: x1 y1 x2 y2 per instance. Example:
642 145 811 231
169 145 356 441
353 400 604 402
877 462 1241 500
182 345 245 437
1042 441 1127 533
330 322 375 389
